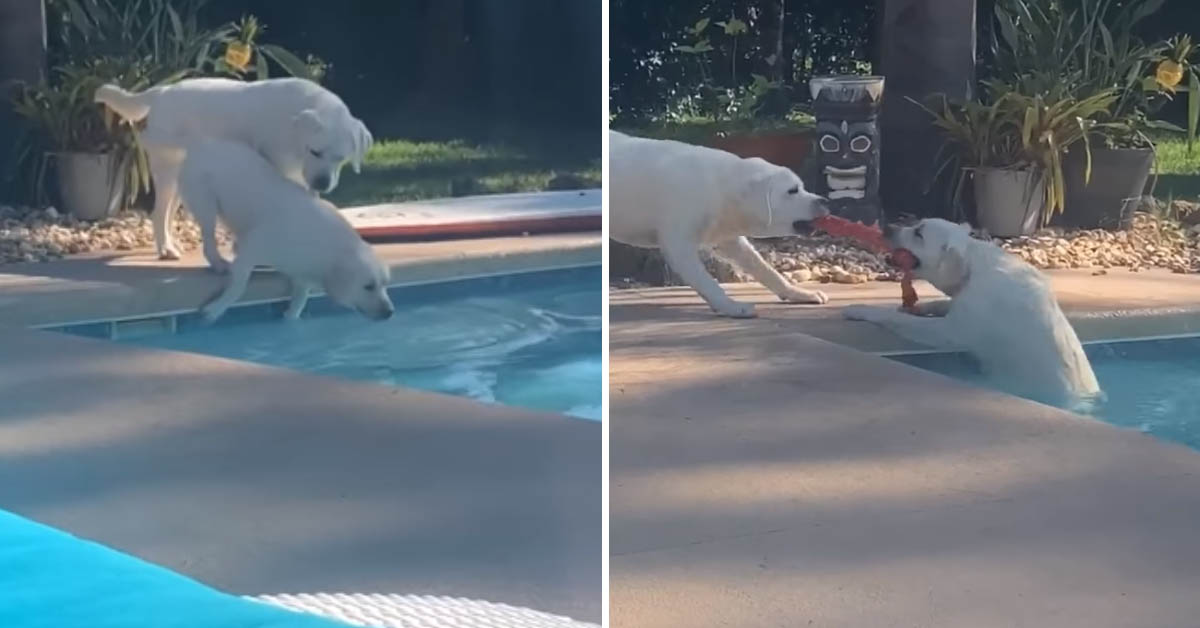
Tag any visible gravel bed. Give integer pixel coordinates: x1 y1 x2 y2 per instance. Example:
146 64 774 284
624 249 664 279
610 200 1200 289
0 205 231 264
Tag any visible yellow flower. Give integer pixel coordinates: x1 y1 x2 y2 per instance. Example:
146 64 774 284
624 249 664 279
225 41 252 71
1157 59 1184 89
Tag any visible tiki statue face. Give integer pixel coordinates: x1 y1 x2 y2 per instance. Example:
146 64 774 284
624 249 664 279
815 118 877 202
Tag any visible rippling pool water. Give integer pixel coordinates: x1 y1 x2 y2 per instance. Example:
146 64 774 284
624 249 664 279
890 336 1200 448
113 266 602 420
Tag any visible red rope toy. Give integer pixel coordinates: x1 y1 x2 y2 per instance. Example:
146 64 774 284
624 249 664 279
812 215 919 313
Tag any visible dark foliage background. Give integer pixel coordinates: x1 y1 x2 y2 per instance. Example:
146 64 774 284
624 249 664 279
201 0 601 143
609 0 877 122
612 0 1197 125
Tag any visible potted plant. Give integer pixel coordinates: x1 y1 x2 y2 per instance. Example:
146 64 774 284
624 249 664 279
989 0 1196 229
10 65 139 220
917 82 1115 236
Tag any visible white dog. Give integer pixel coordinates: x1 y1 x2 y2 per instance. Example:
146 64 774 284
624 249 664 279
609 130 831 318
843 218 1101 409
178 139 393 324
95 77 373 260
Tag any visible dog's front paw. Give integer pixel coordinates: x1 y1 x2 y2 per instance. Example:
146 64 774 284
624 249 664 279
842 305 887 322
158 244 182 261
714 301 757 319
780 288 829 305
206 258 231 275
200 303 226 325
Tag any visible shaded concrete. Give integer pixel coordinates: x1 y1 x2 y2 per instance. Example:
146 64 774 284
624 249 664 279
0 327 600 621
0 232 601 621
611 270 1200 627
0 233 599 327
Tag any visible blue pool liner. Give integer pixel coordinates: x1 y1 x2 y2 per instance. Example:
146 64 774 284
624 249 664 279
0 509 349 628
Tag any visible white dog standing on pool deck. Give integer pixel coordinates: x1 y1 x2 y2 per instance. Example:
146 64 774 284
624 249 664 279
94 78 373 260
609 130 831 318
843 218 1102 410
178 138 393 324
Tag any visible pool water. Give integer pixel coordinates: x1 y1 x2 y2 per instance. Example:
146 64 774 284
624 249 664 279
890 336 1200 448
63 266 601 421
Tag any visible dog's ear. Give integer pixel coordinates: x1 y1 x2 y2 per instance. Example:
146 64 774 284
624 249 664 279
935 244 971 295
293 109 326 138
350 118 373 174
321 259 350 303
733 166 775 226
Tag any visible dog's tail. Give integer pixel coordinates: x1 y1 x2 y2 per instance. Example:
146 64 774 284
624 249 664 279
93 84 152 122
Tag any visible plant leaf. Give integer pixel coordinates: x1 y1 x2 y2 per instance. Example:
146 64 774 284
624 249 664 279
1189 71 1200 152
259 44 311 79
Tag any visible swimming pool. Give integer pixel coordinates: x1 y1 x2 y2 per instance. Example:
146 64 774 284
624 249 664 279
53 265 601 421
890 335 1200 448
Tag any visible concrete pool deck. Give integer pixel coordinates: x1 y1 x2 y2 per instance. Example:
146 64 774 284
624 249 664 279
611 269 1200 628
0 233 600 328
0 232 601 622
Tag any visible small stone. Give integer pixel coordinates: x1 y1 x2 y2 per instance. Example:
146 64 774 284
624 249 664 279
789 268 813 283
44 207 59 220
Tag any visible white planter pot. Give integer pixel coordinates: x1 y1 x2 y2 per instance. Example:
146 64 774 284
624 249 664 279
56 152 124 220
972 167 1045 237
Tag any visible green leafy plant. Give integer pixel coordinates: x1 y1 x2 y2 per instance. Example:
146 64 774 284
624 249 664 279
990 0 1196 151
914 82 1118 223
9 62 147 209
674 15 781 122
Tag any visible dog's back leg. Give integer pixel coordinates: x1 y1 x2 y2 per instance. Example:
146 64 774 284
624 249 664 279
715 237 828 305
146 147 186 260
178 175 230 274
660 232 756 318
282 281 311 320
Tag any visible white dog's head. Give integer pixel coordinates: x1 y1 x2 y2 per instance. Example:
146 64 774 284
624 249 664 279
291 109 373 194
885 218 975 295
735 158 831 237
323 244 394 321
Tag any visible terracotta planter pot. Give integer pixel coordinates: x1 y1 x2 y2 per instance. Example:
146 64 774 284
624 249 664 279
708 131 814 175
1058 147 1154 230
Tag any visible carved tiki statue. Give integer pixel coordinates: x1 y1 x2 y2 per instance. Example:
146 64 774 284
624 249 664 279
809 76 885 225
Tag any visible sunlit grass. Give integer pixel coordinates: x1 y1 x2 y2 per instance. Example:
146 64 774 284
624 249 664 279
1154 134 1200 175
327 138 599 206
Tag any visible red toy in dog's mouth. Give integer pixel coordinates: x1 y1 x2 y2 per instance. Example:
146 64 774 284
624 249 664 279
812 215 919 313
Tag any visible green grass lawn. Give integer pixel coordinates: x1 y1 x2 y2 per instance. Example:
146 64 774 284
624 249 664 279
1154 135 1200 175
1151 135 1200 200
325 138 600 207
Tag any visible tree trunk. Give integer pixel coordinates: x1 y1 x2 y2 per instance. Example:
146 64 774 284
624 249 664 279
763 0 786 82
878 0 976 219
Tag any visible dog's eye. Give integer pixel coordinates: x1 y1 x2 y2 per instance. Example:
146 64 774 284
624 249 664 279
914 225 924 239
363 282 376 292
309 148 324 158
786 185 799 195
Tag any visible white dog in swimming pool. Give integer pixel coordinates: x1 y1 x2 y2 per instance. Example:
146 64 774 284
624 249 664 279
609 130 831 318
842 218 1101 409
94 77 372 260
178 138 393 324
